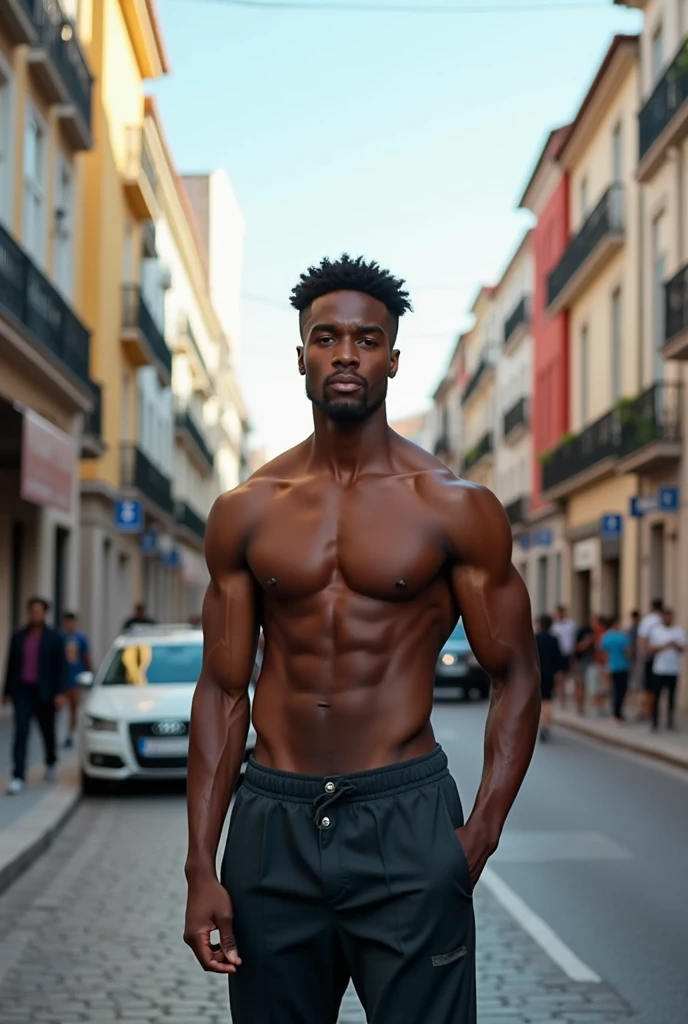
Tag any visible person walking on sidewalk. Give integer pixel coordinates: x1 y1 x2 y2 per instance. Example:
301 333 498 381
638 599 664 722
2 598 67 795
123 602 156 631
62 612 92 749
183 255 541 1024
551 605 576 709
535 614 566 742
599 614 631 723
648 608 686 732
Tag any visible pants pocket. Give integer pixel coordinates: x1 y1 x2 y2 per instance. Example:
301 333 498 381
438 775 474 899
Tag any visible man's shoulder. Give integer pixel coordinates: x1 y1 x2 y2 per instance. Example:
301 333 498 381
425 477 511 556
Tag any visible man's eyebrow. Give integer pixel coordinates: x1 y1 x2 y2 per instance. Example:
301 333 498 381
308 323 386 336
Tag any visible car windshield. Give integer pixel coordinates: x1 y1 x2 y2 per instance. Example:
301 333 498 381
101 643 202 686
449 621 467 642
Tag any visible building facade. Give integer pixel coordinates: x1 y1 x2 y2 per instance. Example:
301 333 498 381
459 289 499 490
0 0 98 665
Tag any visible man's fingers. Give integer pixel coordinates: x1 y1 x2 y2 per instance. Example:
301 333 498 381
185 932 236 974
218 917 242 966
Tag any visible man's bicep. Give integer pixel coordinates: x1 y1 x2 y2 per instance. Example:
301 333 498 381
453 561 534 680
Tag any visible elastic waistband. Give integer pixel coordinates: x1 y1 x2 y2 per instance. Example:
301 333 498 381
243 745 448 803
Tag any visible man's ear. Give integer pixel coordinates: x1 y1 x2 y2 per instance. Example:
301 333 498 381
297 346 305 375
389 349 400 379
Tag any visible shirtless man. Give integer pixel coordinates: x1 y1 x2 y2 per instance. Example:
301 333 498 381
184 255 540 1023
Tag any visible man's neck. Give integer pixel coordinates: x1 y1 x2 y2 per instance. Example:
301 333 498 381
308 405 393 480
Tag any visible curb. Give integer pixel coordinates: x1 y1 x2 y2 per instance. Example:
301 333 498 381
554 714 688 772
0 778 81 897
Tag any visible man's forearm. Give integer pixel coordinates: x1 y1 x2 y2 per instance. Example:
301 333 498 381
185 680 251 880
468 664 540 847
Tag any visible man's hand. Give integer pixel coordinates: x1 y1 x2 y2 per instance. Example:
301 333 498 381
455 820 497 890
54 694 65 711
184 875 242 974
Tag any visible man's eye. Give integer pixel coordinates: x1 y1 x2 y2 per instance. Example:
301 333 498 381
317 336 334 344
360 338 377 347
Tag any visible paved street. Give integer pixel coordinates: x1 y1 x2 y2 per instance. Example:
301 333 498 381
0 701 685 1023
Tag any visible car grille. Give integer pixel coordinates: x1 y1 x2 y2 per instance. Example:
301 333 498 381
129 721 189 770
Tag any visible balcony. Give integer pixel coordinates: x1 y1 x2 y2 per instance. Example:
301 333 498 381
664 263 688 360
504 496 527 527
503 296 531 352
142 220 157 259
26 0 93 151
0 0 35 43
462 431 493 475
120 286 171 384
542 383 682 498
174 501 206 543
0 220 92 390
123 127 158 221
616 382 682 475
547 185 624 315
174 399 215 474
503 396 529 443
121 443 173 518
638 38 688 183
81 380 106 459
461 354 495 407
174 315 211 392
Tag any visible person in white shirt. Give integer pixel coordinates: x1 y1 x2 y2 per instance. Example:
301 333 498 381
551 605 577 708
649 608 686 732
637 599 664 721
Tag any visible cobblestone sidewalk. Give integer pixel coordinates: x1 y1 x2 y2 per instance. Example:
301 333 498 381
0 794 633 1024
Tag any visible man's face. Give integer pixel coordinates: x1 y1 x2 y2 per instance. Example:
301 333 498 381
663 610 674 627
28 602 46 627
297 291 399 422
64 616 76 633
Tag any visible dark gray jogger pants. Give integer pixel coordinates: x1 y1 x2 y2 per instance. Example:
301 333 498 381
222 745 476 1024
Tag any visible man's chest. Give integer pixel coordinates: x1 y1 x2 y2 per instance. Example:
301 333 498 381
246 479 448 601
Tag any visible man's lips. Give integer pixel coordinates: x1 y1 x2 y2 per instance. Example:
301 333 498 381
327 377 364 393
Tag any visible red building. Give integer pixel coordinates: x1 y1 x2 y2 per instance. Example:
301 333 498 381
519 126 571 513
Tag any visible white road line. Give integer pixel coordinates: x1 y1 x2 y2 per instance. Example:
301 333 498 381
480 866 601 984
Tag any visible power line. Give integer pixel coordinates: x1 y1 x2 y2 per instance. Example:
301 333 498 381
169 0 609 14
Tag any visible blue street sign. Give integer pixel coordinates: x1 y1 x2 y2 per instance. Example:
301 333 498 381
517 534 531 552
115 500 143 533
659 486 680 513
161 548 181 567
600 514 623 539
532 528 553 548
140 531 159 555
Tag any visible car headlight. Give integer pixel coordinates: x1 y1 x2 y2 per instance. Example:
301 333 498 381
84 714 119 732
441 653 457 666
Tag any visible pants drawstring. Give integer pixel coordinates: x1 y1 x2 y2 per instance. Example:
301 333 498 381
312 780 357 827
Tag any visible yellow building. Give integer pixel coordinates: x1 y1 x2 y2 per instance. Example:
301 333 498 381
540 35 658 624
459 288 498 490
77 0 170 658
0 1 98 661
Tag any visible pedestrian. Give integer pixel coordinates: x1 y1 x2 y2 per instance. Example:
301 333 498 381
551 604 577 708
123 602 156 631
2 598 67 795
648 607 686 732
183 254 541 1024
598 614 631 723
638 598 664 721
626 610 643 718
62 612 92 749
573 617 596 714
535 614 566 742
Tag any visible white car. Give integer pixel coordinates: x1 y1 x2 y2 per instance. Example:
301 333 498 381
78 625 257 794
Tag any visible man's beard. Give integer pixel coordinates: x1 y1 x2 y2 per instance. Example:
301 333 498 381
306 379 386 422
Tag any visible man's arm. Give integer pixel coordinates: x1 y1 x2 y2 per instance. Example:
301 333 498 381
184 489 260 975
448 484 540 882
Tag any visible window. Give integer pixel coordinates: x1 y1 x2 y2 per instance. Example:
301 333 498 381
652 215 666 381
580 177 589 221
611 289 622 402
0 58 13 226
612 123 623 185
23 105 46 264
651 22 664 84
53 153 74 299
580 325 590 425
102 642 203 686
122 370 131 442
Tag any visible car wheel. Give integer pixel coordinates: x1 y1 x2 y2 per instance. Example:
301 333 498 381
81 770 107 797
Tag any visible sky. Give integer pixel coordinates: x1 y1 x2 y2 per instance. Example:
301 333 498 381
152 0 641 458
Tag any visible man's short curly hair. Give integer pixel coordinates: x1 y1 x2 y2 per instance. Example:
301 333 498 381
290 255 412 329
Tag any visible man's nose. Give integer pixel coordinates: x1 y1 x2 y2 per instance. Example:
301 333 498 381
333 339 359 366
